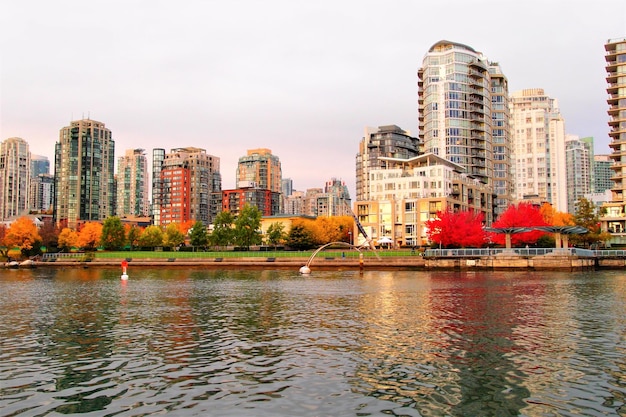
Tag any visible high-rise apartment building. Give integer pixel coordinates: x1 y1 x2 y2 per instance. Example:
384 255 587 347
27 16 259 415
30 154 49 177
594 154 614 194
153 147 221 226
29 173 54 213
489 63 514 218
355 125 420 201
565 135 592 213
0 137 31 220
236 148 282 193
152 148 165 225
509 88 567 212
54 119 115 229
117 149 150 218
602 38 626 240
418 41 496 185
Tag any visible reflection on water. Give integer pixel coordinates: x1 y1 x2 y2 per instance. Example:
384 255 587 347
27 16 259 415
2 268 626 416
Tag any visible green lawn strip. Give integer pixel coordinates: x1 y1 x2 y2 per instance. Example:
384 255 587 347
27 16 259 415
94 249 415 260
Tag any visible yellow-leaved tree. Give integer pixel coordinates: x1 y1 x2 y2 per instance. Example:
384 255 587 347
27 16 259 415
58 228 78 252
540 203 574 226
77 222 103 251
4 216 42 259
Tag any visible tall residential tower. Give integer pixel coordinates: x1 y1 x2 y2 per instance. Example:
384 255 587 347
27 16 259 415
54 119 115 229
236 148 282 192
602 38 626 240
418 41 494 185
117 149 150 218
509 88 567 212
0 137 31 220
153 147 221 226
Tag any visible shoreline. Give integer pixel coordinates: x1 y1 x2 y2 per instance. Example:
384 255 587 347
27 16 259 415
17 253 622 270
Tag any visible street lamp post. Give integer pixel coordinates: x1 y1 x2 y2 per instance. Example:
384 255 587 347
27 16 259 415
348 231 352 246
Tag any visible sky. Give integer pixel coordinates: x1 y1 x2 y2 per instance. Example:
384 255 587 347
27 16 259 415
1 0 625 199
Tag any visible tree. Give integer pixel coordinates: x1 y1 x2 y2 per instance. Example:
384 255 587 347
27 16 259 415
77 222 103 251
163 223 185 249
489 203 547 247
189 221 209 249
38 221 59 251
540 203 574 226
210 211 235 246
0 224 7 258
425 210 486 248
234 204 262 248
4 217 42 258
138 225 163 249
178 220 195 236
286 219 316 250
58 228 78 252
100 216 126 250
126 225 141 250
266 222 286 247
570 197 608 248
310 216 354 245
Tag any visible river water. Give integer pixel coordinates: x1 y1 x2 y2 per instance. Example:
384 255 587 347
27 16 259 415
1 267 626 416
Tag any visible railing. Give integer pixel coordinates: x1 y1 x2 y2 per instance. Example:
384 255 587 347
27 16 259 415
424 248 598 258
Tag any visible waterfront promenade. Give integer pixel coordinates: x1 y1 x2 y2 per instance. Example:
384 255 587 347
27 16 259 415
31 247 626 270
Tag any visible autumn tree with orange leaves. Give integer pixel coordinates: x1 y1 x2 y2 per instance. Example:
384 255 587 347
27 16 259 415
4 217 43 258
425 210 486 248
58 228 78 252
310 216 354 245
540 203 574 226
77 222 103 251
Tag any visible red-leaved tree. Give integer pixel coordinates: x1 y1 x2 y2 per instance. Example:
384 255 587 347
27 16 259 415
489 202 548 247
425 210 486 248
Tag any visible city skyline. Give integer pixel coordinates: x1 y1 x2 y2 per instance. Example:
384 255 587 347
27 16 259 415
1 1 625 198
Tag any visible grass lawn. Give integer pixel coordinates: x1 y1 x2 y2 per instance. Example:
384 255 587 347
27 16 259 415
95 248 417 260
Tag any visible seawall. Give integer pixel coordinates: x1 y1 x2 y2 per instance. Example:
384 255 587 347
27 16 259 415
30 252 608 271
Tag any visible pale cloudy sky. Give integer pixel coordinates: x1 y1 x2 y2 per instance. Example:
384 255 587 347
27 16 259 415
1 0 625 198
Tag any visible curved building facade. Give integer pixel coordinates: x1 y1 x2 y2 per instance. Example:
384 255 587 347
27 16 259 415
418 40 494 185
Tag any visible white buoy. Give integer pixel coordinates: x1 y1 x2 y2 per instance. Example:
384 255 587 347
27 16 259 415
299 265 311 274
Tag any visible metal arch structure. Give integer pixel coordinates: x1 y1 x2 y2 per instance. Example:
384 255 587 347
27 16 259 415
299 241 369 274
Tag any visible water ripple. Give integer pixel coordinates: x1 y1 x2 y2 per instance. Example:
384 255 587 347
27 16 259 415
2 269 626 416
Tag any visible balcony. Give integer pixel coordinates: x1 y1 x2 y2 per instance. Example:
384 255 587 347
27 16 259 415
609 138 626 149
609 129 626 140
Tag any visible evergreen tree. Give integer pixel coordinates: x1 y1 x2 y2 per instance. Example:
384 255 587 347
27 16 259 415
286 220 316 250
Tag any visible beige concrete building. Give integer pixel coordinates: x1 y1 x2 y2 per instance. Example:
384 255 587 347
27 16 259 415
0 137 31 221
510 88 567 212
117 149 150 218
354 153 493 247
236 148 282 193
